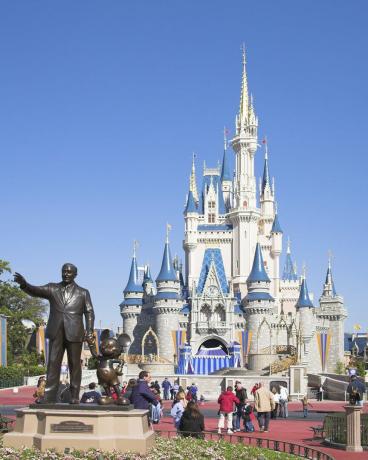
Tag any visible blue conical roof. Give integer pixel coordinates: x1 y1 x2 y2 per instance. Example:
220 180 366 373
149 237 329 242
247 243 271 283
261 155 270 193
221 148 232 182
283 254 297 281
156 241 177 282
325 265 337 296
184 190 198 214
143 265 153 283
124 256 143 294
271 213 283 233
296 278 313 308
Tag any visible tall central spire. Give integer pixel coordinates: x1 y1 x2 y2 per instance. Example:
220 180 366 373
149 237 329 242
238 44 249 133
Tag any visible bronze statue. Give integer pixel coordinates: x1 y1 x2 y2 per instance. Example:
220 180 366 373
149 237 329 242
88 330 131 405
14 263 95 404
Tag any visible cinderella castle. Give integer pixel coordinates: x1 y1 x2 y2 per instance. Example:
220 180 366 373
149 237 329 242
120 49 347 376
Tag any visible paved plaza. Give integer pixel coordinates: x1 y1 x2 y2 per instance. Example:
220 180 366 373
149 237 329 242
1 386 367 459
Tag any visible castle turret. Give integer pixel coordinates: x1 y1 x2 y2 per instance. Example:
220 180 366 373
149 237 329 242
154 228 181 362
296 275 314 365
120 244 143 353
183 189 199 288
259 143 275 233
242 243 275 371
270 209 283 299
318 257 347 372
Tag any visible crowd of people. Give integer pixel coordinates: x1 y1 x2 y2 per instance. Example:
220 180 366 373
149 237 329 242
36 373 363 437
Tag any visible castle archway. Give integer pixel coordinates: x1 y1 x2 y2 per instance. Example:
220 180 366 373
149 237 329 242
196 336 229 355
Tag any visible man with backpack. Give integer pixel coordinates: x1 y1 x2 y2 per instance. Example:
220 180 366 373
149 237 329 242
347 375 366 406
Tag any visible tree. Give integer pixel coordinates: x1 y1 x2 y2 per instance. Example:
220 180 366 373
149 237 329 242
0 259 47 365
334 360 345 375
356 360 366 378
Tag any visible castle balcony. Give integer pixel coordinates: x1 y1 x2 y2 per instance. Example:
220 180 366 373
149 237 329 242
196 321 229 335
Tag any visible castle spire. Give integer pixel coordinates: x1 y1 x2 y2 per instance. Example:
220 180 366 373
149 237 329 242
123 241 143 294
237 44 249 133
261 140 271 194
184 190 198 214
156 225 177 282
296 275 313 309
189 153 199 204
247 243 271 283
271 209 283 234
322 252 337 297
143 264 153 283
282 237 298 281
221 127 232 182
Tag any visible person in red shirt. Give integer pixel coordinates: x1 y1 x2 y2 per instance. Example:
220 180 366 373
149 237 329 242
217 386 240 434
251 383 259 396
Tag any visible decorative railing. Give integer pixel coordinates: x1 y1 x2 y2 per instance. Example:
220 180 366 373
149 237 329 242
324 413 368 447
259 345 296 355
155 430 335 460
196 321 228 330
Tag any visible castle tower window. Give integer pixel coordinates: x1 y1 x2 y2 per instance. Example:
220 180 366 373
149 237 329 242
208 213 215 223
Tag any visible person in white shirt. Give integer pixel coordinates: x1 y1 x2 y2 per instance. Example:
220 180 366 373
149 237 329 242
271 387 280 419
279 384 289 418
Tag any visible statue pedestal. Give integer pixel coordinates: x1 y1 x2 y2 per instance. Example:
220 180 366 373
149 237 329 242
3 406 155 454
344 405 363 452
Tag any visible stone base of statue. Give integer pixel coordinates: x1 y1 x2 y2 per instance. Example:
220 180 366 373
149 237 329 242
3 405 155 454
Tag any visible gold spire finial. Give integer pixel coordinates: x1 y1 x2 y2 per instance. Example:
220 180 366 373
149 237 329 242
302 262 307 279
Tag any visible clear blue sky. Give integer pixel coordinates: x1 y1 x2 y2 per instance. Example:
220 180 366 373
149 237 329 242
1 1 367 333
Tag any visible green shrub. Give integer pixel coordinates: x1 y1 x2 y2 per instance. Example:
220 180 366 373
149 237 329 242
0 436 299 459
0 364 46 388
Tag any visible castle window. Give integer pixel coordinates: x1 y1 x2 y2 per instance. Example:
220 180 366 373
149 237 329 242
208 213 215 223
208 201 215 209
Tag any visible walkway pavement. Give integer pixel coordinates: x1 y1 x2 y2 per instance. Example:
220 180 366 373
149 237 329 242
1 387 367 459
156 399 368 460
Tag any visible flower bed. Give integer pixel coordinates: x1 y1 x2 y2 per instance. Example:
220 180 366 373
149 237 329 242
0 437 297 459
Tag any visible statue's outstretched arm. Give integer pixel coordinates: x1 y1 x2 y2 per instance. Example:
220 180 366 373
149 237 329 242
14 273 51 299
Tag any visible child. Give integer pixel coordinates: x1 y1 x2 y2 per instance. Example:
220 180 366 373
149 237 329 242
150 388 163 424
242 402 255 432
170 391 187 429
301 395 311 418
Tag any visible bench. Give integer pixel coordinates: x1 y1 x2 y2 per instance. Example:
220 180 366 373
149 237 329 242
0 416 14 433
310 425 325 439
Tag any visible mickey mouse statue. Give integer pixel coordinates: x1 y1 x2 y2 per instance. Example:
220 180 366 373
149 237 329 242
87 329 131 405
